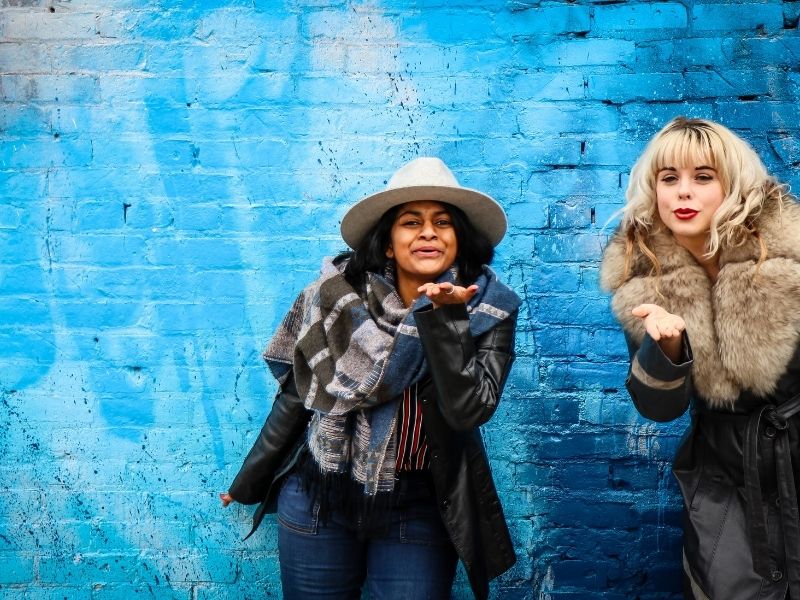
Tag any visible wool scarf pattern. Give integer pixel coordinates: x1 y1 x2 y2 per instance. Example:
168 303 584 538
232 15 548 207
263 257 521 495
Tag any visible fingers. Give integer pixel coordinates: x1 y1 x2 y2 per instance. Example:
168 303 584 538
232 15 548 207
416 282 448 296
416 282 477 305
631 304 686 339
463 284 479 301
643 314 686 342
643 319 662 341
220 492 233 507
416 282 454 295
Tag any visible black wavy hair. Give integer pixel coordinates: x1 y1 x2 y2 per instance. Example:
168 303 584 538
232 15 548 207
333 202 494 291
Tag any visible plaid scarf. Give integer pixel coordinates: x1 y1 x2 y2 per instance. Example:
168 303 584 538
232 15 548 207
263 257 521 495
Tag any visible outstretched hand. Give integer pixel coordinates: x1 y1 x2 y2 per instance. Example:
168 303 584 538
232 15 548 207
631 303 685 363
631 304 685 341
417 282 478 308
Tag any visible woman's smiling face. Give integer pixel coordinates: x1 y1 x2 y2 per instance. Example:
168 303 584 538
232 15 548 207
386 200 458 288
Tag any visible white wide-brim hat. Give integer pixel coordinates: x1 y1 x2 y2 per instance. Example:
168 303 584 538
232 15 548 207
340 157 507 249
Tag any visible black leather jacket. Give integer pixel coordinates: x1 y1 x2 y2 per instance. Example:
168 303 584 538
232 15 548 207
627 334 800 599
228 303 518 600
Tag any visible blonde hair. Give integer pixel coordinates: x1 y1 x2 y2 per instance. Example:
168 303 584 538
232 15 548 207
621 117 782 277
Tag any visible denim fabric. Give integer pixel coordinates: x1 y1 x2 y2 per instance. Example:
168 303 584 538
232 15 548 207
277 472 458 599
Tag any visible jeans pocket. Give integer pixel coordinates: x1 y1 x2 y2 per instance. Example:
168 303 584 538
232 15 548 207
277 474 320 536
399 503 451 547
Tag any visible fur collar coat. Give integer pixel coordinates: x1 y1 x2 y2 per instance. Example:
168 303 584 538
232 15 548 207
601 197 800 409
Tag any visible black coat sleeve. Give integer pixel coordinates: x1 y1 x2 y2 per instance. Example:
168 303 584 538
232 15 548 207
413 303 517 431
624 331 693 422
227 373 311 505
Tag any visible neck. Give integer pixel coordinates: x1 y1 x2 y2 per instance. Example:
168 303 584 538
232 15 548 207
396 275 424 307
674 234 720 282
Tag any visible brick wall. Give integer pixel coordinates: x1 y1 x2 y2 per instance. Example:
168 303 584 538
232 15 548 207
1 0 798 597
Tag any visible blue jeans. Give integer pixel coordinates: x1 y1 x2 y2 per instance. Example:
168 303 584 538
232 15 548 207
277 472 458 599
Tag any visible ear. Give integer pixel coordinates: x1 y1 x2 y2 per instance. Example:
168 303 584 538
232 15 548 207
385 245 394 259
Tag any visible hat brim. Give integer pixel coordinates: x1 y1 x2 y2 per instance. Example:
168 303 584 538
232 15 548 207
340 185 507 249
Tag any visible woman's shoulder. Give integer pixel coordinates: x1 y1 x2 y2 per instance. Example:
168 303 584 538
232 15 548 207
475 265 522 312
723 191 800 266
599 228 628 292
599 226 679 289
758 192 800 262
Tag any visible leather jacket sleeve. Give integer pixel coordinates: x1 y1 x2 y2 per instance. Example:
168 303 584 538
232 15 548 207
624 331 693 422
414 303 517 431
227 373 311 505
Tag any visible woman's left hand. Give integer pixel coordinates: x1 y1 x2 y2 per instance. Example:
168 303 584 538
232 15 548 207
417 282 479 307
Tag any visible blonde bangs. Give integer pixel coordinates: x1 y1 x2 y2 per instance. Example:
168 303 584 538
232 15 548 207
650 127 719 177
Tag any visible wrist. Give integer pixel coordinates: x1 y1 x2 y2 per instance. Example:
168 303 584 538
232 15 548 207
658 335 683 363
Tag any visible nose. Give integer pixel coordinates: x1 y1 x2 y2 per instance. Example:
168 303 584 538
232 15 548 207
419 220 437 239
677 176 692 199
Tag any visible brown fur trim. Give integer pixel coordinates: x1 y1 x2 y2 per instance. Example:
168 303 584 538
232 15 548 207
601 198 800 408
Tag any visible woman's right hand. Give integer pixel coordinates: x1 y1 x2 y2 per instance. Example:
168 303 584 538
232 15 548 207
417 282 478 308
631 303 685 362
219 492 234 507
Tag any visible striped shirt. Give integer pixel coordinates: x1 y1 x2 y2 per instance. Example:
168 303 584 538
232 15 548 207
395 382 430 471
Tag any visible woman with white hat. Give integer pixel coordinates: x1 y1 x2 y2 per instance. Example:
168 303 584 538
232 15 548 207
220 157 521 599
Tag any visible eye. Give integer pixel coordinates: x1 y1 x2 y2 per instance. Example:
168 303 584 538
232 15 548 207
401 219 421 227
435 218 452 227
660 174 678 184
695 173 715 182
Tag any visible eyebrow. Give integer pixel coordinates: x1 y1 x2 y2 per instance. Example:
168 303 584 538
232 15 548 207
658 165 716 172
397 209 451 217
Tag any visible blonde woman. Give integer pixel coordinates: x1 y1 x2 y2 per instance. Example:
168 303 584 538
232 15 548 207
601 117 800 599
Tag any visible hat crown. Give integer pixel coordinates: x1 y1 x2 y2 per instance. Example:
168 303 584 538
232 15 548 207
386 157 461 190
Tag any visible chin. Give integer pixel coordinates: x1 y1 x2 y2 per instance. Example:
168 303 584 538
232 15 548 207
670 225 705 236
417 270 446 280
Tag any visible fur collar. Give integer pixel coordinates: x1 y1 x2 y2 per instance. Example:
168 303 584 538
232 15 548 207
601 198 800 408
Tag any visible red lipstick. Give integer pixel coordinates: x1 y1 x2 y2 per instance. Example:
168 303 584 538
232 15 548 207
674 208 698 220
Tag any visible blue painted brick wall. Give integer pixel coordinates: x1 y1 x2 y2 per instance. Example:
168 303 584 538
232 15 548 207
1 1 799 598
